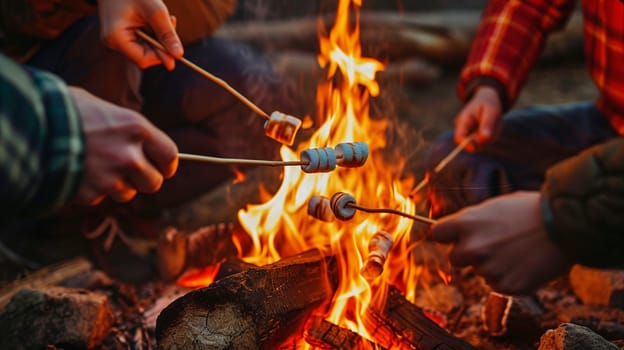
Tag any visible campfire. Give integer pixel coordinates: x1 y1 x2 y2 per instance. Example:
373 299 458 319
151 0 468 348
154 0 455 348
1 1 623 350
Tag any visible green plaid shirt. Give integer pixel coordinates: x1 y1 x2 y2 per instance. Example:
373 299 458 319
0 53 84 221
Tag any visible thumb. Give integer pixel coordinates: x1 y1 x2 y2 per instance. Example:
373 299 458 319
148 6 183 58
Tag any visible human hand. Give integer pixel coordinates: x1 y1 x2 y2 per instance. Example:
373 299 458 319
69 87 178 205
429 191 570 295
454 86 503 151
98 0 183 70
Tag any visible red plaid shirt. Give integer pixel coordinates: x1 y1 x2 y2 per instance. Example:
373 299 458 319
458 0 624 134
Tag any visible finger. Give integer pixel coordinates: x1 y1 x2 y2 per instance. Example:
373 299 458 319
147 5 183 58
154 48 176 71
143 124 179 179
126 151 166 193
477 106 501 144
110 181 138 202
108 30 162 69
454 110 478 151
75 186 105 206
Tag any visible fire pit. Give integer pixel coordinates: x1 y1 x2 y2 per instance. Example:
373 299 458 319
150 0 455 347
1 1 623 350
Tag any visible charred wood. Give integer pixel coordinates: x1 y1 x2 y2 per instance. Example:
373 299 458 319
558 305 624 340
157 224 240 282
156 249 338 350
538 323 619 350
305 316 383 350
364 286 475 350
0 286 113 350
482 292 543 338
0 256 92 310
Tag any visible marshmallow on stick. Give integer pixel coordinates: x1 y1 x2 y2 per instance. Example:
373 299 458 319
308 192 436 225
360 230 394 281
136 30 302 146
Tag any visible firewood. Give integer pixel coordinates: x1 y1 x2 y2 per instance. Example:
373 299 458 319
215 11 584 66
270 51 441 88
0 256 92 310
305 316 383 349
155 249 338 350
157 224 240 282
482 292 544 338
569 265 624 308
538 323 619 350
214 257 257 280
0 286 114 350
364 286 475 350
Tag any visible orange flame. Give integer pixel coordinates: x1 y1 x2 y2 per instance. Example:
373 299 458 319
176 263 222 288
172 3 451 340
235 0 421 343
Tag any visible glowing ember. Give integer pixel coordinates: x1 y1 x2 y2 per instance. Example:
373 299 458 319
176 264 221 288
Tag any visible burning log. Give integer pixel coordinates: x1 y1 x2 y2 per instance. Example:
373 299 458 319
157 224 239 281
155 249 338 349
364 286 475 350
305 316 384 349
0 286 114 349
482 292 543 338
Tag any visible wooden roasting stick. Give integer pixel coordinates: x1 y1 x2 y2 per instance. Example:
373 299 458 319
136 30 303 146
309 192 436 225
409 134 477 197
135 30 269 119
178 142 369 174
178 153 305 167
347 202 437 225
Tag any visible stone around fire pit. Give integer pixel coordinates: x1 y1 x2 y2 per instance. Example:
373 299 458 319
538 323 619 350
0 286 114 349
569 265 624 308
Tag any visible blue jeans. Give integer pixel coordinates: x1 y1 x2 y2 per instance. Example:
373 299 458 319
27 17 297 212
424 102 618 217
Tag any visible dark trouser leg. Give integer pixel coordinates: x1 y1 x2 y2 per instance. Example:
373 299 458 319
26 17 142 110
136 38 297 212
423 102 618 217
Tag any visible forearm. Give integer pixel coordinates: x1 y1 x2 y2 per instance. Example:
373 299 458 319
541 137 624 267
0 54 84 220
